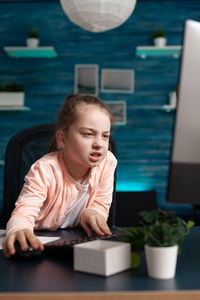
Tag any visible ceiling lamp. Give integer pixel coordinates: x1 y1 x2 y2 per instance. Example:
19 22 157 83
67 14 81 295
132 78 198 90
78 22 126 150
60 0 137 33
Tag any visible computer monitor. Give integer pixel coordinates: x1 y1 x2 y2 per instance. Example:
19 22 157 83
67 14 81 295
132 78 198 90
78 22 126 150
167 20 200 204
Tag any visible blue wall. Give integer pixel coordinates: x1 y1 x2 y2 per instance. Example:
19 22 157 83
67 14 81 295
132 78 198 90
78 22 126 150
0 0 200 215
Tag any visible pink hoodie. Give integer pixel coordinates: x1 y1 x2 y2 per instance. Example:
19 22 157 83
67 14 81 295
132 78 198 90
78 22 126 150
6 150 117 236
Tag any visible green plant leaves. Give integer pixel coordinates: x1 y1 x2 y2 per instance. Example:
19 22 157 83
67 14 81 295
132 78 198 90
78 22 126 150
145 221 183 247
131 252 140 268
152 29 165 38
139 209 194 247
28 27 39 38
124 227 145 252
187 220 195 229
0 82 24 92
123 208 195 268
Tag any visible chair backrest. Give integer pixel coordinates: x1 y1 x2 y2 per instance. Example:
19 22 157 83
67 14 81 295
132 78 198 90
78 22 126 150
3 123 117 228
115 190 157 227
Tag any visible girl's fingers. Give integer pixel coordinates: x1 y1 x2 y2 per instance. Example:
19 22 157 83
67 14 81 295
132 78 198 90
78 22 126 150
3 239 12 258
3 229 45 259
25 230 44 251
85 216 106 236
4 234 17 256
90 220 105 236
16 231 29 251
81 221 93 237
80 209 111 236
97 220 112 235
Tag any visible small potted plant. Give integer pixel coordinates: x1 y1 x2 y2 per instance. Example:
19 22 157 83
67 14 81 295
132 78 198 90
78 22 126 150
26 27 39 48
124 208 194 279
152 29 167 47
0 82 25 106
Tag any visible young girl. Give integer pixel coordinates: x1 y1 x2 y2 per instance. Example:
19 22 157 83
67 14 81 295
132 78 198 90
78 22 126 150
3 94 117 258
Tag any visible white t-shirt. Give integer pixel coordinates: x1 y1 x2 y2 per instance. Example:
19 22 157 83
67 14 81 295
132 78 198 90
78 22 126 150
60 176 89 228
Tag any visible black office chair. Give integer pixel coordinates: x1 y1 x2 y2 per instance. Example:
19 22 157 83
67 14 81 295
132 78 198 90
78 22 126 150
115 190 157 227
2 123 117 228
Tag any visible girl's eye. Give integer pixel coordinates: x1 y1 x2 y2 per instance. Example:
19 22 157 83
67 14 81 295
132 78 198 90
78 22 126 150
103 134 110 139
83 132 93 136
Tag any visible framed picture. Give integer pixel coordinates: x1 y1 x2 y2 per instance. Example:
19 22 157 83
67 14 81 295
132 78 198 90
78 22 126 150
74 64 99 96
101 69 134 93
104 100 127 125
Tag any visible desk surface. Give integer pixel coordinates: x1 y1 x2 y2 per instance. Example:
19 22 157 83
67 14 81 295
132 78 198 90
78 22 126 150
0 227 200 299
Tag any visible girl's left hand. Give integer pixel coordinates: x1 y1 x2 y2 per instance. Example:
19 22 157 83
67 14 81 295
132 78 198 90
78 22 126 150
80 209 112 237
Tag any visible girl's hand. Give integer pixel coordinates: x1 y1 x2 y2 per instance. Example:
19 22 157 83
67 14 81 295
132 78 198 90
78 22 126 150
80 209 112 237
3 228 44 258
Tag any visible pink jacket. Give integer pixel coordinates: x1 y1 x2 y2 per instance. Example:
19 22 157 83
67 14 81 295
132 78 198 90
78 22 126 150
6 150 117 236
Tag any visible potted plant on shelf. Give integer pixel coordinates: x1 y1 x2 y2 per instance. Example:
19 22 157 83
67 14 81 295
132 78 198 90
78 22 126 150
152 29 167 48
0 83 25 106
124 208 194 279
26 27 39 48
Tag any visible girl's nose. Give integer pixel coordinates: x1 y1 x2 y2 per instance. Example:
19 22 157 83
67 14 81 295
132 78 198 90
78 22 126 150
92 137 103 148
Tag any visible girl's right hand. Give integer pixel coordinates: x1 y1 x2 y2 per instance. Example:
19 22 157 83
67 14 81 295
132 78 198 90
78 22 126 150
3 228 44 258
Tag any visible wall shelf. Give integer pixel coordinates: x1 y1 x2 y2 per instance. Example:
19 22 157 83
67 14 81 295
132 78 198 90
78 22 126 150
0 105 30 111
135 46 182 58
120 105 176 111
160 105 176 112
3 47 57 58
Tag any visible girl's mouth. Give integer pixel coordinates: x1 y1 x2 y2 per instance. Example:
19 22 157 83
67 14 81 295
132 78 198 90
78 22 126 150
89 152 102 162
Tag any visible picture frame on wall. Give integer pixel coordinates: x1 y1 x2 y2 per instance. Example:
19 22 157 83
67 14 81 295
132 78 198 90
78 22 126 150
104 100 127 125
74 64 99 96
101 69 134 94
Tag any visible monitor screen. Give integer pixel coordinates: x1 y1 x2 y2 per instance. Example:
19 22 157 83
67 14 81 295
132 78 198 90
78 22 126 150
167 20 200 204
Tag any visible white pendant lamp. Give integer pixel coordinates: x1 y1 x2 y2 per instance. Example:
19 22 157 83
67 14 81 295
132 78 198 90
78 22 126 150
60 0 137 33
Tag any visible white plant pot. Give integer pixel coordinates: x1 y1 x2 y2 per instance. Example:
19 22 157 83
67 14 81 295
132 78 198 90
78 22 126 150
0 92 25 106
145 244 178 279
153 37 167 48
26 38 39 48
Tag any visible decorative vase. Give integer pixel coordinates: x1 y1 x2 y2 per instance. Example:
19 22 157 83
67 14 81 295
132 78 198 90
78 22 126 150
145 244 178 279
153 37 167 48
26 38 39 48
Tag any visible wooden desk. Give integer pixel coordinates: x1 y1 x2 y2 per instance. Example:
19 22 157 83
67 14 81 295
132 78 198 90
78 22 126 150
0 227 200 299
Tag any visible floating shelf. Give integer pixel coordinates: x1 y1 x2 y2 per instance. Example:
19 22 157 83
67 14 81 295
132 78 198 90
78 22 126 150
160 105 176 112
119 105 176 112
0 105 30 111
3 47 57 58
136 46 182 58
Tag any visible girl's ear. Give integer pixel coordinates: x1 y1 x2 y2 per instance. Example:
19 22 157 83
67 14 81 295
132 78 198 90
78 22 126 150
56 130 67 150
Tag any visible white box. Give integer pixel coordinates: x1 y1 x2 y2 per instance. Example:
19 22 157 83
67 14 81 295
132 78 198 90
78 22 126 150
74 240 131 277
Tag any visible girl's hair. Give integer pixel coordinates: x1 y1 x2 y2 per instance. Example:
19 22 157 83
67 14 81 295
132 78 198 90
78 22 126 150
48 94 112 153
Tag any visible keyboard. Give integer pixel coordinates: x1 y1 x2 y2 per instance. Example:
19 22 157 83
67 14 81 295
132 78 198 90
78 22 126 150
44 230 128 254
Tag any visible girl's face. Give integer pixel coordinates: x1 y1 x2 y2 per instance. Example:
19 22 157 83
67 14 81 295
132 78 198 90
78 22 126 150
57 104 111 180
